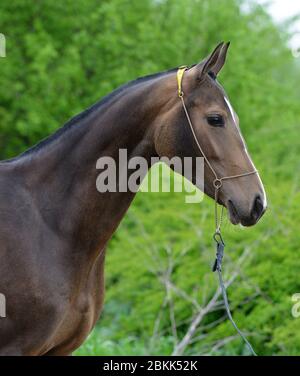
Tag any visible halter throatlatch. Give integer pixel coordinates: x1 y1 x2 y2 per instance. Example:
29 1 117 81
177 66 257 356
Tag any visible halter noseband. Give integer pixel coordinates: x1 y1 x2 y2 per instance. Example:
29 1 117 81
177 66 258 356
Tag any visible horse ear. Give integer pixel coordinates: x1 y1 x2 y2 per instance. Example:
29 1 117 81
195 41 230 79
210 41 230 76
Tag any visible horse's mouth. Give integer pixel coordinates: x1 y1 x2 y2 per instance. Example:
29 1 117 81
227 200 241 225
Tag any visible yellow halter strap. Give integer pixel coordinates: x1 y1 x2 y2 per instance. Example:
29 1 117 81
177 66 188 97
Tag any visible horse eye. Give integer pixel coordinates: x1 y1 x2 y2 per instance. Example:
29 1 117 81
206 115 225 127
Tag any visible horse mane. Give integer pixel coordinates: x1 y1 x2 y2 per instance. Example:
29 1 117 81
4 67 178 162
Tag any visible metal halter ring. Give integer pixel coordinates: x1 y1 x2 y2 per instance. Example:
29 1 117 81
213 178 222 189
213 231 224 243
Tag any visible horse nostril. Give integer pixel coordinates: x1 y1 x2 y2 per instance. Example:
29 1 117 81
251 195 265 220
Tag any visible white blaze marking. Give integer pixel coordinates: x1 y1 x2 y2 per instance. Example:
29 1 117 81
224 96 267 209
257 172 267 210
224 96 237 126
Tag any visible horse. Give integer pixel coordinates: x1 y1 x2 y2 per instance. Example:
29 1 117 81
0 42 266 355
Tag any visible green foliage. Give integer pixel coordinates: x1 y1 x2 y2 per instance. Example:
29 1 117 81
1 0 300 355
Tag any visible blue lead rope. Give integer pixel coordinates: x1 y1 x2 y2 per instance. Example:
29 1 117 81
212 235 257 356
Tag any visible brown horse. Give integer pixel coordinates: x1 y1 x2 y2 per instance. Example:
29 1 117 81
0 42 266 355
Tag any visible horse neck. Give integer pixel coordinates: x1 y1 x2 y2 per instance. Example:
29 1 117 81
20 73 174 258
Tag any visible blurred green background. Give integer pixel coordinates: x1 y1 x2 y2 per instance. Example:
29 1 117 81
1 0 300 355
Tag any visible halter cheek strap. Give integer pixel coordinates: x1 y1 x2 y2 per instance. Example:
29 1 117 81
177 66 258 356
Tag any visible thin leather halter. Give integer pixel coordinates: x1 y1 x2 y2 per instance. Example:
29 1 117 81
176 66 258 233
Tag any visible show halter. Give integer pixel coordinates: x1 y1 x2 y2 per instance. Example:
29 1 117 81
177 66 258 356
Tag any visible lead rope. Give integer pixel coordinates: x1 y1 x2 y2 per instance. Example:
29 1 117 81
177 66 257 356
213 187 257 356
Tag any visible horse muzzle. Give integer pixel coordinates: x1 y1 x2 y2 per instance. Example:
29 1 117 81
227 194 267 227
